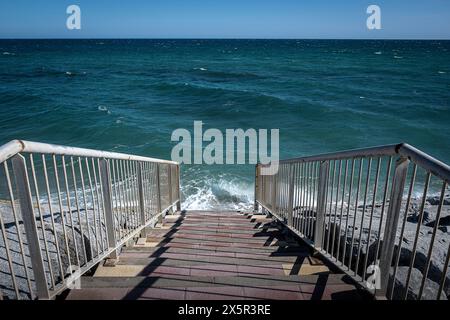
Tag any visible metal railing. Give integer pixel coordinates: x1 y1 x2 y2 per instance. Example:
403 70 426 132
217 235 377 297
0 140 180 300
255 143 450 300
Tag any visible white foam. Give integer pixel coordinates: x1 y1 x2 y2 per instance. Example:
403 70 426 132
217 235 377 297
374 51 382 55
98 105 112 114
181 175 253 211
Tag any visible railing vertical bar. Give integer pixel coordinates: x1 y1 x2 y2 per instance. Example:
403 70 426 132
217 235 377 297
85 157 101 256
300 163 306 234
437 244 450 300
389 163 417 299
321 161 331 248
92 158 106 251
331 160 343 256
97 158 110 247
314 160 329 249
29 154 56 289
120 160 132 235
176 164 181 211
295 163 301 231
362 157 381 280
311 162 319 241
110 159 122 241
53 155 73 272
78 156 96 258
305 162 312 238
130 161 139 228
378 157 410 298
402 171 431 300
336 159 349 263
137 162 146 235
342 158 355 269
325 160 337 253
125 161 136 230
70 156 88 265
309 162 316 239
374 156 393 264
42 155 65 279
348 158 364 270
418 181 447 299
1 162 20 299
99 159 117 259
287 163 295 226
116 160 129 237
355 157 372 276
156 163 162 214
62 156 81 267
11 155 49 299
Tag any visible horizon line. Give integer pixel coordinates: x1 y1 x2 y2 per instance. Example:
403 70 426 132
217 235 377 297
1 37 450 41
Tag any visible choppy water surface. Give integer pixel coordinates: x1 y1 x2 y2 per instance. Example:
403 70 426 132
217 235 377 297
0 40 449 210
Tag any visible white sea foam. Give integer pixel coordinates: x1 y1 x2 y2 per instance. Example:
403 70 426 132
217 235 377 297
181 175 254 211
374 51 382 55
97 105 112 114
438 71 446 74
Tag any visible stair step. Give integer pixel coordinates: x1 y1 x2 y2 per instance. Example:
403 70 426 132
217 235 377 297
79 274 351 288
122 244 310 254
119 251 311 263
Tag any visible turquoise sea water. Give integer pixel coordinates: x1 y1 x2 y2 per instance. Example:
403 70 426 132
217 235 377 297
0 40 449 210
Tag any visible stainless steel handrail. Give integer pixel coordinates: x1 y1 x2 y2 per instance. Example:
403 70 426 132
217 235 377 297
255 142 450 300
0 140 180 300
0 140 178 165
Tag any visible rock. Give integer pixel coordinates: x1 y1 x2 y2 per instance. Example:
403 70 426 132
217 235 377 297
425 215 450 228
389 267 447 300
407 211 429 224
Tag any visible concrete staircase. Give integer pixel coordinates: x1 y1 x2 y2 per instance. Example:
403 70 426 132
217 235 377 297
66 211 365 300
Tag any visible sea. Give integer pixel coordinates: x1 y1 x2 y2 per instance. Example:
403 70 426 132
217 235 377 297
0 39 449 210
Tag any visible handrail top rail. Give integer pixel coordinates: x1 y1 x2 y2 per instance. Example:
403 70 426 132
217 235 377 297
0 139 179 165
258 142 450 184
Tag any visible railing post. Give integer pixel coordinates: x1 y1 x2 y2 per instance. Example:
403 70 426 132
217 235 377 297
176 165 181 212
168 164 173 213
137 162 147 236
156 163 162 214
12 154 50 300
254 164 259 212
271 172 277 213
314 160 329 250
378 157 409 297
287 164 295 226
99 159 117 259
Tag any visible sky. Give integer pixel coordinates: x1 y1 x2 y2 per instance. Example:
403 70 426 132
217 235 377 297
0 0 450 39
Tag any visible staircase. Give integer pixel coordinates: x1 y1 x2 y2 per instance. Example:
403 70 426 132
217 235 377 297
66 211 364 300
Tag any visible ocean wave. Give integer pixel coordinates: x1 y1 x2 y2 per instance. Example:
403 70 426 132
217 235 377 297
0 68 86 79
191 68 265 81
181 173 253 211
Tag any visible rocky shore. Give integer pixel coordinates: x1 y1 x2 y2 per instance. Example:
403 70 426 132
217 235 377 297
294 194 450 300
0 199 146 299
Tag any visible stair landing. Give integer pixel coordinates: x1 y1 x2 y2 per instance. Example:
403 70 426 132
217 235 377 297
66 211 365 300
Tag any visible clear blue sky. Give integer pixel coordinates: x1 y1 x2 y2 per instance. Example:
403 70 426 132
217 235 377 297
1 0 450 39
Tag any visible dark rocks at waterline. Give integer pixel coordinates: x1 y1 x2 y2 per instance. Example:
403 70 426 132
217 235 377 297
406 211 430 224
426 195 450 206
425 215 450 228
